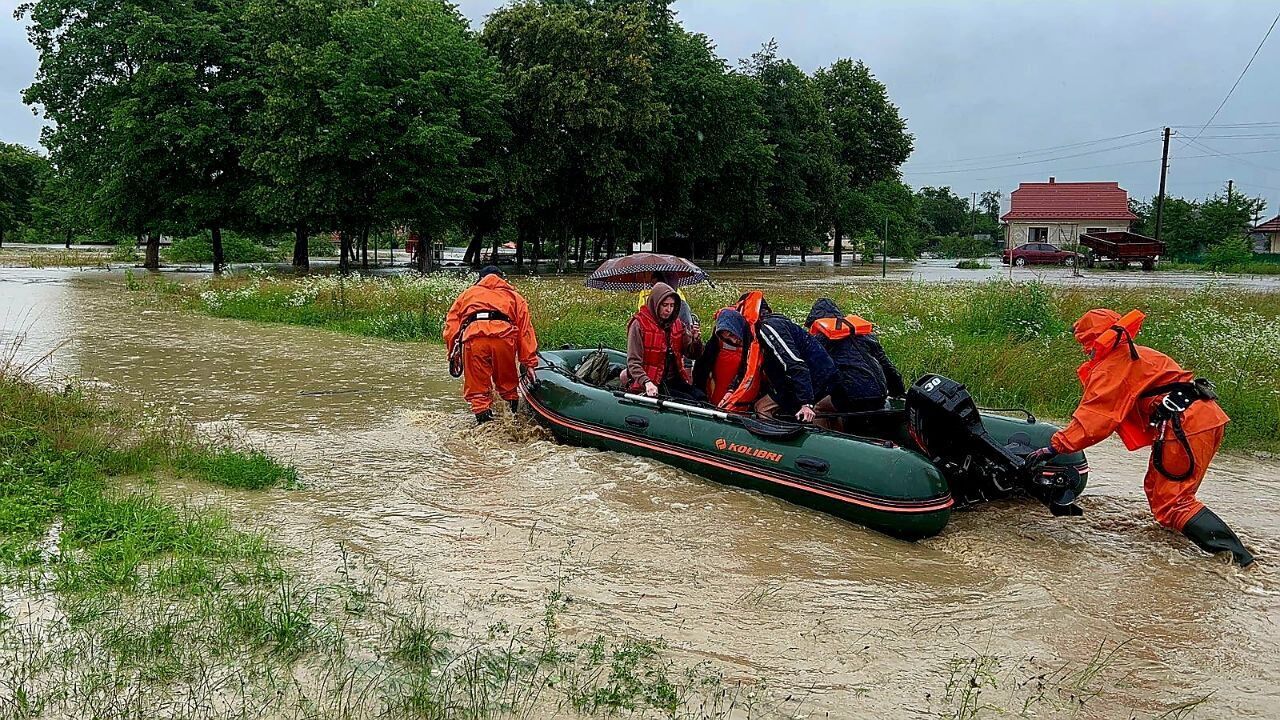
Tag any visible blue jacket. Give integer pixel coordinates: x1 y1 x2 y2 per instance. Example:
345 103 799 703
804 298 905 400
756 314 837 409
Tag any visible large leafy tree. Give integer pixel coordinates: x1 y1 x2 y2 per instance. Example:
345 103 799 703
483 0 666 271
814 58 913 264
0 143 47 247
915 185 970 237
22 0 242 269
742 41 839 265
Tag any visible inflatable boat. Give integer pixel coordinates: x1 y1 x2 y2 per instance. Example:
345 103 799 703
522 348 1088 539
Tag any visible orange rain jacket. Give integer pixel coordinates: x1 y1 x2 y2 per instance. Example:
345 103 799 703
1049 309 1228 456
443 274 539 371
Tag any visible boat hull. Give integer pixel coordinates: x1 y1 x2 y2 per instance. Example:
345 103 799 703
523 349 1086 540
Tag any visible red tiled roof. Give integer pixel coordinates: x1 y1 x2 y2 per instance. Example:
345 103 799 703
1254 215 1280 233
1001 181 1138 221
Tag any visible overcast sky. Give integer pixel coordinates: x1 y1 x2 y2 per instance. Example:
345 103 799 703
3 1 1278 214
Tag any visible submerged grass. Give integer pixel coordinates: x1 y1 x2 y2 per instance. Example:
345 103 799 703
142 271 1280 453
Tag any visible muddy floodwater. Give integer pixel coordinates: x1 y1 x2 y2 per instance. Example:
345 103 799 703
2 267 1278 718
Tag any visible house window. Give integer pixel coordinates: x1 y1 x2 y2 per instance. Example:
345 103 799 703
1029 227 1048 243
1086 227 1107 235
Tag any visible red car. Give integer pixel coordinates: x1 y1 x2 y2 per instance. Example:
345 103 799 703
1001 242 1082 266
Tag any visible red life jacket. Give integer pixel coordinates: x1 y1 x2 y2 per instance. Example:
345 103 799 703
628 304 690 389
707 341 744 405
808 314 874 339
718 291 766 412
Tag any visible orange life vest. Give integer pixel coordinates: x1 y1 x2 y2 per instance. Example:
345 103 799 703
808 314 874 340
628 304 690 389
717 291 766 412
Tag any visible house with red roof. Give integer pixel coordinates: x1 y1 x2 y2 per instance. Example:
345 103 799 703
1000 177 1137 249
1251 214 1280 253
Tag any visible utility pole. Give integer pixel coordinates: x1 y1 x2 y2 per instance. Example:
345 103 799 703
1154 127 1171 242
970 192 977 239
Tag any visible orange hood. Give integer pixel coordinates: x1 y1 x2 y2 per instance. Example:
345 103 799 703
1073 308 1145 359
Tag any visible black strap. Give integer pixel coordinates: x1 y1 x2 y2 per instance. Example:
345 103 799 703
1151 413 1196 482
448 310 513 378
1109 324 1139 360
1144 379 1216 482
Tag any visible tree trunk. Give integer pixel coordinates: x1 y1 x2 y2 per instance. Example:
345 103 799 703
606 229 616 260
769 245 777 266
833 221 843 266
0 228 5 249
211 225 225 274
339 231 352 274
65 228 72 250
415 233 429 273
557 228 568 273
515 225 525 269
800 240 806 265
292 225 309 271
757 240 765 265
145 231 160 270
463 230 484 265
360 226 369 270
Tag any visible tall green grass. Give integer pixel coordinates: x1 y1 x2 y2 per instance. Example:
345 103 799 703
149 273 1280 452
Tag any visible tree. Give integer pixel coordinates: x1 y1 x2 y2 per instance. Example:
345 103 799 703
813 58 913 264
0 143 46 247
915 186 969 237
1131 185 1266 259
742 40 838 265
483 0 666 271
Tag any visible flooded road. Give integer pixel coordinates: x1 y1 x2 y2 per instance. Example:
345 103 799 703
2 267 1277 718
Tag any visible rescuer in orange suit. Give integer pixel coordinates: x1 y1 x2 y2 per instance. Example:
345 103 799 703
443 266 539 424
1024 308 1254 567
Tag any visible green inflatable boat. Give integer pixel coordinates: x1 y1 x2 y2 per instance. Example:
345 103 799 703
522 348 1088 540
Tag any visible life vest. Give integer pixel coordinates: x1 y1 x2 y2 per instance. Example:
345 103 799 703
1074 309 1153 450
707 341 744 405
808 314 873 340
628 304 690 389
717 291 766 412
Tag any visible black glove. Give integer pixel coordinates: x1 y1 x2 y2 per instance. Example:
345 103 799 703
1025 446 1057 465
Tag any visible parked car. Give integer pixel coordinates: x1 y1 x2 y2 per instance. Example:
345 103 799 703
1001 242 1082 266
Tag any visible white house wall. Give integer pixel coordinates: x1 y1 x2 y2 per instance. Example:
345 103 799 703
1005 220 1131 247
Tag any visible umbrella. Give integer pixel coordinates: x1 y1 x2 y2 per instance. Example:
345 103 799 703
584 253 710 291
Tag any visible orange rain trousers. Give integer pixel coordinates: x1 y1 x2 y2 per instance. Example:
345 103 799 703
462 335 519 414
1144 425 1223 531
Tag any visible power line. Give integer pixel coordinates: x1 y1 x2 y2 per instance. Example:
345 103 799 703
1178 136 1280 172
1190 10 1280 142
905 138 1152 175
904 128 1158 169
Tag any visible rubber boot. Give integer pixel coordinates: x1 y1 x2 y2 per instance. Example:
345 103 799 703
475 409 494 425
1182 507 1255 567
509 399 520 414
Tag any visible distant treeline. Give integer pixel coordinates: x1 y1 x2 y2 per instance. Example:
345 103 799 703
5 0 924 271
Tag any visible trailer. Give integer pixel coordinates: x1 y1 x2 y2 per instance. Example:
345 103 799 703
1079 231 1165 271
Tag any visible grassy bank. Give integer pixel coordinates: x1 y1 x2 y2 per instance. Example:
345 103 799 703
140 271 1280 453
0 366 792 718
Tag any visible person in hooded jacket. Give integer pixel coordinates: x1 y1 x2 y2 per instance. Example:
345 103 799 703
622 282 704 400
1024 308 1254 567
804 298 905 416
443 266 539 424
694 294 836 423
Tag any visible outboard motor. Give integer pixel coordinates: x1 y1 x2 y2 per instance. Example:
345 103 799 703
906 374 1081 515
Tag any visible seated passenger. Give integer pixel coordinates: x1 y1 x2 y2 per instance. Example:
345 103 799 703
696 293 836 423
693 309 750 406
622 282 705 401
804 298 905 416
